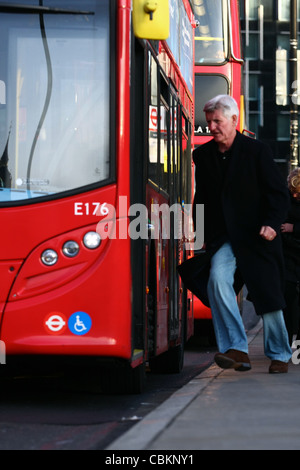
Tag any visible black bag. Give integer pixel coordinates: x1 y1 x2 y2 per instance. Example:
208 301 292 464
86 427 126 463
178 246 244 307
177 249 218 307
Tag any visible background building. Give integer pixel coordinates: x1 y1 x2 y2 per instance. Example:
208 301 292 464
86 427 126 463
240 0 300 173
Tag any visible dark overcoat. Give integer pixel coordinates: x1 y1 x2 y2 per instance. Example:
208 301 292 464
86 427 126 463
180 131 290 316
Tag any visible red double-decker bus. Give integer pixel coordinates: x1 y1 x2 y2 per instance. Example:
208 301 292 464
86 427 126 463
0 0 195 392
191 0 244 329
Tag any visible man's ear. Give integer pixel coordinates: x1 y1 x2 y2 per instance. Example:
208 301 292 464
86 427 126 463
232 114 238 126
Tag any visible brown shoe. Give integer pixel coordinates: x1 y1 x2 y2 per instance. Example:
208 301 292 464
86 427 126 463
269 360 288 374
214 349 251 372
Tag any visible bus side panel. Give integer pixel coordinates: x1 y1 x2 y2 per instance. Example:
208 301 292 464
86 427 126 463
194 297 211 320
230 0 243 61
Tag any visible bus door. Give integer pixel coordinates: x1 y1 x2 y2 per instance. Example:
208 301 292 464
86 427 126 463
147 51 170 358
145 41 191 371
180 111 193 340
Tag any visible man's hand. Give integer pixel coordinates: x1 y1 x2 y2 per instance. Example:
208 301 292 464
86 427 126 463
260 226 277 241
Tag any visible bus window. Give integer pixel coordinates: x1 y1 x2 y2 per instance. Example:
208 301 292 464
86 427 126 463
181 113 192 206
193 0 228 65
148 54 159 185
194 74 229 136
0 0 111 201
158 71 169 194
169 97 181 205
159 102 169 193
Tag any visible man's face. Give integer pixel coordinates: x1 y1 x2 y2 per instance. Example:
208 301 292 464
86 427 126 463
205 109 237 148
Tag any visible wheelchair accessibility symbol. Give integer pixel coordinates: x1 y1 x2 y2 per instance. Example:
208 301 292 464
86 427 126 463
68 312 92 336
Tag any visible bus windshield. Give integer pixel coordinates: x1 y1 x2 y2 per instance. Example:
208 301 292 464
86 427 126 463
193 0 228 65
0 0 111 202
194 74 229 135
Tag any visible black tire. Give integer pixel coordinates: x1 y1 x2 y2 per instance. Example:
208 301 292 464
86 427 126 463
149 342 184 374
100 362 146 394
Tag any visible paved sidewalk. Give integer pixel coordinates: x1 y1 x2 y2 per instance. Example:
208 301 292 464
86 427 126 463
107 320 300 450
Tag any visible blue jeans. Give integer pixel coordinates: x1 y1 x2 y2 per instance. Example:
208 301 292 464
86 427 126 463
207 242 292 362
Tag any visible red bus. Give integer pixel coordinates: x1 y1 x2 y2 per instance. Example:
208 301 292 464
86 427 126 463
0 0 195 392
191 0 244 328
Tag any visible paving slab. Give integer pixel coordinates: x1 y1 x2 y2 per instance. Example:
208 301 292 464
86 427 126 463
108 320 300 450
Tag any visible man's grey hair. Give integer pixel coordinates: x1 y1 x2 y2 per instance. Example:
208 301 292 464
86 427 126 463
203 95 239 120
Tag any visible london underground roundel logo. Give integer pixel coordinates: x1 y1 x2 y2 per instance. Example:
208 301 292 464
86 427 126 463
44 313 67 335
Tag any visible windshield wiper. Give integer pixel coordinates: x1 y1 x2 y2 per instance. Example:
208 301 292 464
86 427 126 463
0 3 94 15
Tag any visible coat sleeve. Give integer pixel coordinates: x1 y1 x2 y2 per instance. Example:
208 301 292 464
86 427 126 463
257 143 290 233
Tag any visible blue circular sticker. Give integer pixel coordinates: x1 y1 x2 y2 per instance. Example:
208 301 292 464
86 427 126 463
68 312 92 336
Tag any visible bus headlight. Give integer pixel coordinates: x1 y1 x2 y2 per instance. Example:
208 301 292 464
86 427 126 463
62 241 80 258
83 231 101 249
41 249 58 266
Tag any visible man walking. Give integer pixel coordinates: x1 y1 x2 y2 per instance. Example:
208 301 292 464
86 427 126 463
192 95 292 374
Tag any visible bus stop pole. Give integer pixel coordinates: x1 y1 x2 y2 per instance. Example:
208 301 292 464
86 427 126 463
290 0 299 170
